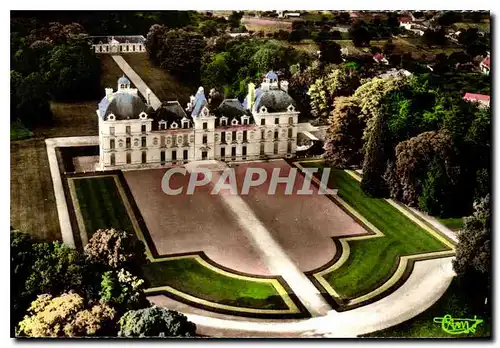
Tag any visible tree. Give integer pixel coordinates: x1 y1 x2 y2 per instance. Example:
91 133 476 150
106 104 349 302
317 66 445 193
155 29 206 81
349 21 372 47
199 20 220 38
99 269 149 314
324 96 364 168
146 24 167 65
84 228 147 274
422 28 447 47
318 40 342 64
17 293 116 337
228 11 243 29
453 195 490 283
288 29 303 43
360 113 391 197
118 306 196 337
47 37 101 101
200 52 232 89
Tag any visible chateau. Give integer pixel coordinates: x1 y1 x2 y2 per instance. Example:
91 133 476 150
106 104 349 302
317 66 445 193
96 72 299 169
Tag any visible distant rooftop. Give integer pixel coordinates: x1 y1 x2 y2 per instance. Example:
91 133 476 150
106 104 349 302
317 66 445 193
88 35 146 45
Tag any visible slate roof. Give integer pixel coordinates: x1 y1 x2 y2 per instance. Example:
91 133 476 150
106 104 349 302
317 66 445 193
253 89 296 113
154 101 188 122
103 93 147 120
191 88 209 118
265 71 278 80
214 99 251 118
118 75 130 85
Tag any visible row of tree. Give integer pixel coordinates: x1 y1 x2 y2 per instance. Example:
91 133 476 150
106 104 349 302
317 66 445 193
11 22 101 129
12 228 196 337
322 69 490 219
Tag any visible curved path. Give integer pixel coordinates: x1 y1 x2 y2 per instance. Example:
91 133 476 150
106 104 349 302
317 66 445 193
150 256 455 337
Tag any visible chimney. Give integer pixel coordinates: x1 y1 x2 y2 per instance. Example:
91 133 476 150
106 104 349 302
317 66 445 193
280 80 289 92
246 82 255 111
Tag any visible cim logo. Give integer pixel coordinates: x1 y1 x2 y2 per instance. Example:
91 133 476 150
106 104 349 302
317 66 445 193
161 166 335 196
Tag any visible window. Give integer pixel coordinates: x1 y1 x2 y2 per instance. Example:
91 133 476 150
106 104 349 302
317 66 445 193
202 151 208 160
120 46 123 52
261 129 265 140
126 152 131 164
106 46 109 52
132 45 135 52
287 141 292 153
274 142 278 154
126 137 131 149
288 128 293 138
220 147 226 158
242 145 247 159
274 131 279 139
288 116 293 125
275 118 279 125
182 121 189 129
161 150 165 163
126 45 129 52
231 146 236 158
260 142 265 155
110 139 115 149
232 131 236 142
141 125 146 133
203 122 208 130
109 127 115 135
183 149 188 160
242 118 248 125
141 151 147 163
220 131 226 143
172 136 177 147
110 153 115 165
183 134 189 146
260 119 265 126
160 136 165 147
141 137 146 147
202 134 207 144
160 122 166 130
172 150 177 161
126 126 131 134
243 130 247 143
221 119 227 126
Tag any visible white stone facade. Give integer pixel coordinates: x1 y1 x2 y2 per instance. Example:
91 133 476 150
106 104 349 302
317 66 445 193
97 74 299 170
90 36 146 54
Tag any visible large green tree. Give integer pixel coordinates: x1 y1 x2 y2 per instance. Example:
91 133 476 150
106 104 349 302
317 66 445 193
118 306 196 337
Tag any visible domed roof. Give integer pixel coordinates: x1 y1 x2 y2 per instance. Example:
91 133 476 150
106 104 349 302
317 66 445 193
253 89 296 113
103 93 147 120
265 71 278 80
118 75 130 85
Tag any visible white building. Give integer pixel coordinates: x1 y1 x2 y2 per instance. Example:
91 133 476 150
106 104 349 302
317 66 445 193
89 36 146 54
96 72 299 170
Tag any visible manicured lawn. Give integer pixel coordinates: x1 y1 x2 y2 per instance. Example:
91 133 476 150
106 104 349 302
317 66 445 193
71 175 288 310
72 176 134 239
301 162 452 300
121 53 194 105
143 260 287 309
436 217 464 231
363 278 491 338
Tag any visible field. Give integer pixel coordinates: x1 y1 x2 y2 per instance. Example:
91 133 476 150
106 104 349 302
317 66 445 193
301 162 453 301
121 53 193 104
10 54 121 242
67 173 302 316
10 139 61 241
241 17 293 33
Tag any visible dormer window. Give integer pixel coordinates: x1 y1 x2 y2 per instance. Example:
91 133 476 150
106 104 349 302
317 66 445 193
241 116 250 125
159 121 167 130
287 104 295 112
260 106 268 113
201 106 209 117
171 122 178 129
231 118 239 126
108 114 116 121
181 118 190 129
220 117 228 126
139 112 148 119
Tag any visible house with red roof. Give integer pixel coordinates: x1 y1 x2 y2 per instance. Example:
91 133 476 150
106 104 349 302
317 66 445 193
463 93 490 108
399 16 413 30
373 52 389 65
480 56 490 75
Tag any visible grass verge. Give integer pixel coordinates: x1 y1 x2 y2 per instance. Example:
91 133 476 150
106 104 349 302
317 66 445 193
301 162 451 300
363 278 491 337
436 217 464 231
11 119 33 141
70 175 289 311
